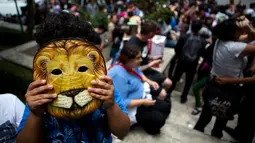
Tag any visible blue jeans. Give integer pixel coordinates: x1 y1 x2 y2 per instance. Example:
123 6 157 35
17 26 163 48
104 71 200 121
165 40 177 48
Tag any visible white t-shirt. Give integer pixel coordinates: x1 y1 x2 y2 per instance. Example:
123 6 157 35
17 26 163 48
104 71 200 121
0 93 25 127
211 40 247 78
128 82 152 125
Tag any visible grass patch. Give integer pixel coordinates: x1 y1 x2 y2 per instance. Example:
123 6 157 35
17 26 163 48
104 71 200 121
0 27 29 48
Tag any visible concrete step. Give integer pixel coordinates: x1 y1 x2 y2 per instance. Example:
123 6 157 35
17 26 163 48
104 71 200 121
113 91 237 143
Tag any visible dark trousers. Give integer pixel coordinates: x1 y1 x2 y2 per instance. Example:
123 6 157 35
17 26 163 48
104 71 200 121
194 82 243 138
236 100 255 143
136 98 171 134
194 102 228 138
167 60 197 100
168 54 178 79
235 85 255 143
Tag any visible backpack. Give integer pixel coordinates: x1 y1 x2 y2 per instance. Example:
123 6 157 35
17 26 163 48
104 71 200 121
180 34 204 63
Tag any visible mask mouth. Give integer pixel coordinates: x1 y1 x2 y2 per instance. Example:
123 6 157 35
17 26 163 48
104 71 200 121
59 88 85 97
52 88 93 109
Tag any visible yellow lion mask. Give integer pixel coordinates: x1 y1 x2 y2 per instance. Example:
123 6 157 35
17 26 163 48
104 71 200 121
33 39 106 119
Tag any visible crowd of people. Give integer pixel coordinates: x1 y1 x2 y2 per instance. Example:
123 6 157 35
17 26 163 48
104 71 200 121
1 0 255 143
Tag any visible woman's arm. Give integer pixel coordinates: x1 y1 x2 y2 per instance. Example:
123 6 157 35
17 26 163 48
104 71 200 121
128 99 156 108
139 60 161 72
236 16 255 37
16 113 44 143
216 76 255 85
141 75 159 90
240 44 255 56
89 76 130 139
238 34 248 42
237 17 255 56
142 75 150 83
247 24 255 41
106 102 130 139
128 99 144 108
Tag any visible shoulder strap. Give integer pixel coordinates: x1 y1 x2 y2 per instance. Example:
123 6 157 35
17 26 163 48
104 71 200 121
183 34 193 48
212 39 220 68
239 55 244 78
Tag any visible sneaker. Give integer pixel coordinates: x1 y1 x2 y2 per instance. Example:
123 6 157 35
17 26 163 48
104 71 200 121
191 107 202 115
224 126 237 139
146 128 161 135
211 130 223 139
194 126 204 133
180 98 187 104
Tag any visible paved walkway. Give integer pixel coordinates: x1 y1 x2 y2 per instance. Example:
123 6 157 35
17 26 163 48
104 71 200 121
113 90 237 143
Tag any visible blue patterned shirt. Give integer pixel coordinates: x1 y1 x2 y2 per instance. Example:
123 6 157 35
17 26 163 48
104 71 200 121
17 87 127 143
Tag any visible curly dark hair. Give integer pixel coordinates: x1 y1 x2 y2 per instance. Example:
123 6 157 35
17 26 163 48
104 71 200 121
34 12 95 47
212 19 238 41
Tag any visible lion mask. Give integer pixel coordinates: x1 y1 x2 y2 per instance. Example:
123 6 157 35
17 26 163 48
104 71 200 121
33 39 106 119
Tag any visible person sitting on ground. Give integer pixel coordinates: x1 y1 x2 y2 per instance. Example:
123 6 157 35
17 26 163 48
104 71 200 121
16 13 130 143
0 93 25 143
126 20 172 91
108 44 171 135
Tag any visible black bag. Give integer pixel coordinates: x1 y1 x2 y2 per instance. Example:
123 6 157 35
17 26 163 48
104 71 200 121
180 34 204 63
203 78 241 120
205 40 243 119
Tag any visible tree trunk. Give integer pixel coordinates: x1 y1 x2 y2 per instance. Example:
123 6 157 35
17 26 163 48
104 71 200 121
26 0 35 40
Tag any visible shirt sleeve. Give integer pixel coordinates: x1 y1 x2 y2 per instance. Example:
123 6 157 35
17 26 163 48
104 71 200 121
16 104 30 134
228 42 247 58
14 97 25 127
108 72 130 108
113 87 128 115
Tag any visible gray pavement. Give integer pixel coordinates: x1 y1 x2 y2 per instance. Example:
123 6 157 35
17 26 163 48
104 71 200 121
113 91 237 143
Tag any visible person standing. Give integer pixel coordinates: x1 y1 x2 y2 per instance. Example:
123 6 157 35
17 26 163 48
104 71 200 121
194 17 255 139
167 20 208 103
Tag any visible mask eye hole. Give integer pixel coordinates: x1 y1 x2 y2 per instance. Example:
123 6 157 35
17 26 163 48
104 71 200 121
78 66 88 72
51 69 62 75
